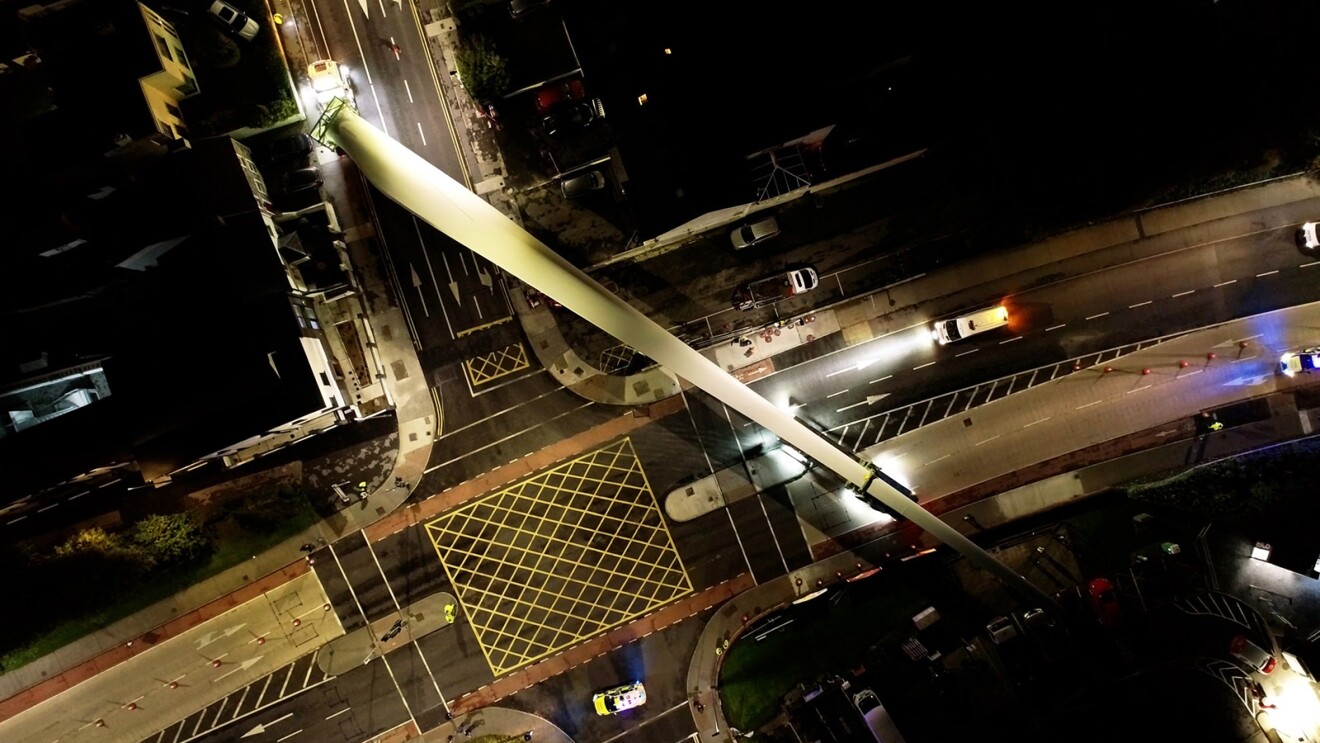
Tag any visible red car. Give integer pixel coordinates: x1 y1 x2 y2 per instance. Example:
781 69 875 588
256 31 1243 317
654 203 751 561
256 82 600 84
534 78 586 115
1086 577 1122 628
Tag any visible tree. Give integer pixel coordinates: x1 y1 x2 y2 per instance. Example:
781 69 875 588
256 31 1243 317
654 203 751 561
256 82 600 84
132 513 209 565
454 34 510 103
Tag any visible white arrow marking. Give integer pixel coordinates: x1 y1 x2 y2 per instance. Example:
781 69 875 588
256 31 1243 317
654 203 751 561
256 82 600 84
1155 429 1180 438
215 655 264 683
866 394 890 405
409 264 430 318
196 624 247 650
441 253 459 303
241 712 293 738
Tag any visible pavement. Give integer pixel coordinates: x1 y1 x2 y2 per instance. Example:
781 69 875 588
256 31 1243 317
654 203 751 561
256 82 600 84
7 3 1320 743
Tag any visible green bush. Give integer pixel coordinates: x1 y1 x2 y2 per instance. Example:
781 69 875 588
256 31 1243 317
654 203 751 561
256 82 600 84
454 34 510 102
132 513 210 565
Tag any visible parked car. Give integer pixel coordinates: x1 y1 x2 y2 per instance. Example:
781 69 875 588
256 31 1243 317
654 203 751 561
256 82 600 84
1297 221 1320 250
509 0 551 18
208 1 258 41
1086 577 1122 628
1279 348 1320 377
593 680 645 715
730 216 780 249
560 170 606 199
252 133 312 165
534 78 586 115
273 166 323 196
1229 634 1277 674
541 102 595 136
986 615 1018 644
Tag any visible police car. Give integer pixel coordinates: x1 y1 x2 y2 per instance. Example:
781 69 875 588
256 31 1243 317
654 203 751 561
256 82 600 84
1279 348 1320 377
593 681 646 715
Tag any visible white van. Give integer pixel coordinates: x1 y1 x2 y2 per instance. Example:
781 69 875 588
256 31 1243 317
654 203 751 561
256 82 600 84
932 305 1009 345
852 689 907 743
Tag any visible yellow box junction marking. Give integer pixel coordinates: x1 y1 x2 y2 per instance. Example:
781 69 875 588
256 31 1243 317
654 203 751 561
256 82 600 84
423 437 692 676
465 342 530 387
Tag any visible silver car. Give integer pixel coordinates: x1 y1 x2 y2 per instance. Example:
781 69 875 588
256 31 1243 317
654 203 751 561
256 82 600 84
208 1 258 41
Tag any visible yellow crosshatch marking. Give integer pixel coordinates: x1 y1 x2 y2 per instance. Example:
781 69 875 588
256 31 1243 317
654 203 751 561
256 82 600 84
423 438 692 676
465 342 529 387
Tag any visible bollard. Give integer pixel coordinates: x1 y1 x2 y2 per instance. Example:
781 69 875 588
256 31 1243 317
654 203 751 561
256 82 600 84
816 578 823 588
1239 340 1248 349
1104 366 1113 373
794 577 802 586
1178 360 1189 368
293 618 302 627
742 614 749 623
324 603 332 611
257 636 266 645
1141 368 1150 375
1207 352 1217 360
125 702 137 711
1072 363 1081 371
212 659 222 668
169 681 179 689
95 719 106 728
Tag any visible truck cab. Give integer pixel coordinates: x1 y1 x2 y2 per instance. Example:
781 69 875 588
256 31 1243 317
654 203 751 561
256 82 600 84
731 267 818 311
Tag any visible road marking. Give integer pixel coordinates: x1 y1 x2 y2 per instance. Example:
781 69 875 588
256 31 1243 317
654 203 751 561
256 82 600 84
1085 312 1109 320
1075 400 1102 410
1303 261 1320 269
1214 279 1237 287
826 390 849 398
5 515 26 525
975 435 1000 446
1171 290 1196 298
956 348 979 357
913 361 936 371
999 336 1022 344
1181 369 1203 377
276 731 303 742
325 709 351 720
925 454 951 466
1256 270 1279 278
870 375 893 384
826 368 852 378
1126 385 1152 394
37 503 59 513
1024 416 1051 428
1046 323 1066 332
1128 300 1152 309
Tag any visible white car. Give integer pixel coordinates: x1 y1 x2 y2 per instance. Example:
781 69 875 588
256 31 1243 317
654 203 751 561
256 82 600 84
208 1 258 42
308 59 351 105
932 305 1010 345
1279 348 1320 377
730 217 780 249
593 681 646 715
1297 222 1320 250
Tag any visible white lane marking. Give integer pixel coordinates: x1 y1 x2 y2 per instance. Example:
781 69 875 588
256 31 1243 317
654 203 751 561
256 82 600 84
913 361 936 371
925 454 951 466
1256 270 1279 278
870 375 893 384
1181 369 1203 377
1075 400 1102 410
276 731 303 743
325 709 351 720
999 336 1022 345
1302 261 1320 269
415 122 426 146
826 368 852 378
1214 279 1237 287
1128 301 1152 309
1085 312 1109 320
1171 290 1196 298
37 503 59 513
836 400 868 412
404 79 414 103
975 435 1000 446
1126 385 1151 394
1046 323 1066 332
826 390 849 399
1024 417 1051 428
956 348 979 357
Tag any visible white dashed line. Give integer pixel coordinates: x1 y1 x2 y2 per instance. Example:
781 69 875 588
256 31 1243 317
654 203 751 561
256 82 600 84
1171 290 1196 298
6 516 26 525
37 503 59 513
1024 417 1051 428
913 361 936 371
1256 270 1279 278
1214 280 1237 288
1046 323 1066 332
1181 369 1203 377
1085 312 1109 320
825 368 852 379
1126 385 1151 394
1075 400 1102 410
826 390 849 399
975 435 1000 446
925 454 951 466
999 336 1022 345
870 375 892 385
956 348 979 357
1302 261 1320 269
1128 301 1152 309
325 709 350 721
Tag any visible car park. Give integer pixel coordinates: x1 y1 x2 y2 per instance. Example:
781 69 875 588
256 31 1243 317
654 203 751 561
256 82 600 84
208 1 258 41
252 133 313 165
730 216 780 249
541 102 595 136
274 167 323 196
560 170 606 199
1086 577 1122 628
593 680 646 715
1297 221 1320 250
1229 634 1277 674
1278 348 1320 376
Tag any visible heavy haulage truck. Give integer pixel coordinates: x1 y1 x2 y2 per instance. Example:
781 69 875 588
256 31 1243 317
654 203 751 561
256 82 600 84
731 266 819 311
